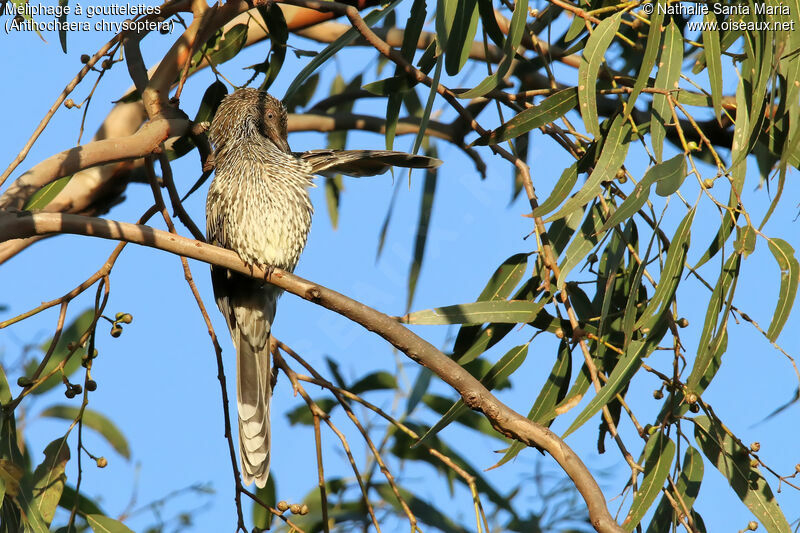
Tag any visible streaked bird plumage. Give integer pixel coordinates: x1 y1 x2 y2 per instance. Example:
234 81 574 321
205 88 440 487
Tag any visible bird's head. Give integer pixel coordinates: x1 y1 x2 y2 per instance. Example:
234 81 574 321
209 88 290 155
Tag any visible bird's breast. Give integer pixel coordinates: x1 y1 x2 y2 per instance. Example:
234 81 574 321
206 156 314 271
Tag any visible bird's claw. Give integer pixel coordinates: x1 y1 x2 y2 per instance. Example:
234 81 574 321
263 264 275 284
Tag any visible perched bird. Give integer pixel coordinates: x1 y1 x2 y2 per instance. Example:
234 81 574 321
205 88 441 487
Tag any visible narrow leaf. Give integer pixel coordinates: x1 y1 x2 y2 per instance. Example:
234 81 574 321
766 239 799 341
634 207 695 330
645 446 704 531
252 477 277 531
693 211 739 270
349 371 398 395
456 0 528 99
598 155 686 232
87 515 135 533
284 0 402 98
24 176 72 211
481 88 578 145
445 0 479 75
694 415 791 533
622 433 675 531
492 340 571 468
557 202 606 289
415 345 529 446
651 20 683 162
563 340 646 438
32 437 70 526
407 154 438 311
624 1 664 119
578 13 623 137
402 300 545 325
452 253 529 357
687 252 741 391
40 406 130 459
546 114 632 222
702 11 723 120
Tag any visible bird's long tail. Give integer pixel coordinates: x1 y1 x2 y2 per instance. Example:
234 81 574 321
236 333 271 488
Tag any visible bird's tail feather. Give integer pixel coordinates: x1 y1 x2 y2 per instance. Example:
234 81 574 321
236 332 271 488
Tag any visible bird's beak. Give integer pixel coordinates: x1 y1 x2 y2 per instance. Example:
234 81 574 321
273 135 291 154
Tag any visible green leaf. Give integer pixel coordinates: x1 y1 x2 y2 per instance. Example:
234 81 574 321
407 153 438 311
251 477 276 531
402 300 545 325
654 155 688 196
492 340 571 468
765 239 799 341
531 161 579 218
646 446 704 532
58 484 105 517
578 13 623 137
729 76 750 191
734 224 757 257
702 12 724 120
415 344 529 446
31 436 70 526
257 2 288 90
435 0 457 54
287 399 337 426
26 309 95 395
557 202 606 289
363 76 416 95
324 176 342 229
195 81 228 124
456 0 528 99
634 207 695 330
445 0 479 76
40 406 130 459
411 50 443 155
349 371 397 395
284 0 402 99
477 0 505 47
422 394 499 439
546 114 632 222
384 0 427 149
283 73 319 113
651 20 683 162
624 1 664 119
191 24 248 74
622 433 675 531
694 415 791 533
58 0 69 53
24 176 72 211
374 484 470 533
87 514 135 533
480 88 578 145
391 425 510 511
693 211 739 269
0 359 13 404
452 253 529 357
687 252 741 392
405 369 433 414
563 340 646 438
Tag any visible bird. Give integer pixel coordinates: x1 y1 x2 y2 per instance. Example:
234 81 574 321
205 88 441 487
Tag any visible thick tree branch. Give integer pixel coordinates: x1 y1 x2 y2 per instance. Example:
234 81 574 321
0 211 624 533
0 119 189 212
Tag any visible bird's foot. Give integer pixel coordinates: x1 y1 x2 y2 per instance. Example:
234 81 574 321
262 264 276 284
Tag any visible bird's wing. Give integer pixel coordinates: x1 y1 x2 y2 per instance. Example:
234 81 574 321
296 149 442 177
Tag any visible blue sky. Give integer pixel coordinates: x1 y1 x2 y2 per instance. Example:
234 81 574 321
1 4 799 532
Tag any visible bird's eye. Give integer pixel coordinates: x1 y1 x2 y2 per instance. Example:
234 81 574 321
267 112 274 119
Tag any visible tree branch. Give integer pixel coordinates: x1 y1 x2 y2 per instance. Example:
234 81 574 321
0 211 624 533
